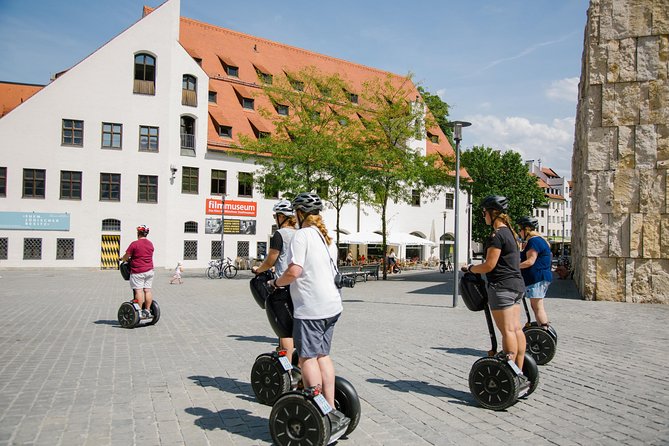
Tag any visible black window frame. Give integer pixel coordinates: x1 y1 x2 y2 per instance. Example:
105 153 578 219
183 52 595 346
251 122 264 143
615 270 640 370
445 192 454 210
0 167 6 197
100 173 121 201
137 175 158 203
411 190 421 207
101 122 122 149
242 97 255 110
22 168 46 198
219 125 232 138
226 65 239 77
62 119 83 146
184 221 198 233
208 91 217 103
276 104 289 116
60 170 82 200
139 125 159 152
211 169 227 195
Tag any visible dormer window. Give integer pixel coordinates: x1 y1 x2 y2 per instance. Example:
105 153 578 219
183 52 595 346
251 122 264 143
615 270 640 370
427 132 439 143
348 92 359 104
242 98 255 110
219 56 239 78
290 79 304 91
258 71 273 85
219 125 232 138
276 104 289 116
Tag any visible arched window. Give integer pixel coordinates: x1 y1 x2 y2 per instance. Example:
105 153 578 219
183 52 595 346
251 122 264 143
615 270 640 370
182 74 197 106
134 53 156 95
102 218 121 231
180 115 196 156
184 221 198 233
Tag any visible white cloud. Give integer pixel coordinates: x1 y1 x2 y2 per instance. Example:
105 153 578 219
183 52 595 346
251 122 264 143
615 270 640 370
546 77 579 103
461 114 575 178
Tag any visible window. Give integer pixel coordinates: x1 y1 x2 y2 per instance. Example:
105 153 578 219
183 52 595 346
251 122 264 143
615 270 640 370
541 210 545 218
184 240 198 260
242 97 255 110
0 238 7 259
219 125 232 138
238 172 253 197
348 92 359 104
258 71 273 84
276 104 289 116
257 131 270 139
180 116 196 155
184 221 198 233
411 190 421 207
211 170 227 195
60 171 82 200
290 79 304 91
134 53 156 95
101 122 122 149
428 132 439 143
237 241 250 257
182 167 199 194
56 238 75 260
208 91 217 103
23 238 42 260
100 173 121 201
23 169 45 198
62 119 83 146
226 65 239 77
138 175 158 203
0 167 6 197
182 74 197 107
139 126 159 152
211 240 221 259
102 219 121 231
445 192 454 210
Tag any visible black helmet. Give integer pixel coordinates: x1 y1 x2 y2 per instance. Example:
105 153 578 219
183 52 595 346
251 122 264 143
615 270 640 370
292 192 323 214
481 195 509 213
517 216 538 230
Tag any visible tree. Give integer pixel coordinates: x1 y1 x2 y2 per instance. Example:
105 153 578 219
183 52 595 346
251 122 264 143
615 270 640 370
356 74 455 278
460 146 546 243
238 66 367 248
417 86 453 147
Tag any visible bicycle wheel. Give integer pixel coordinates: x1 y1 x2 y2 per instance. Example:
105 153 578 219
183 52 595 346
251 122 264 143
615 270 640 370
206 266 221 279
223 264 238 279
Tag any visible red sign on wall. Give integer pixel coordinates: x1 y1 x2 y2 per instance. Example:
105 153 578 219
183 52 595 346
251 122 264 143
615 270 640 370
206 198 257 217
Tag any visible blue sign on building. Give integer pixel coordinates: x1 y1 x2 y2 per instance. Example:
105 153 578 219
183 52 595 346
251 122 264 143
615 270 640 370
0 212 70 231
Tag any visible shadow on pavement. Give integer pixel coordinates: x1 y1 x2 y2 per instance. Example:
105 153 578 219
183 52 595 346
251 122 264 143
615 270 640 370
189 375 256 399
93 320 121 327
184 407 270 441
367 378 475 405
227 334 276 344
431 346 487 357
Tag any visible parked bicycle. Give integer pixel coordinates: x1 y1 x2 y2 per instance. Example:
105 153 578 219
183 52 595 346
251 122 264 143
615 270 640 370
206 257 238 279
439 256 453 273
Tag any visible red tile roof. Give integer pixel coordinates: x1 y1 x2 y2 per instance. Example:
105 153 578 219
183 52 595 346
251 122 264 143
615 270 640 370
541 167 560 178
0 81 43 117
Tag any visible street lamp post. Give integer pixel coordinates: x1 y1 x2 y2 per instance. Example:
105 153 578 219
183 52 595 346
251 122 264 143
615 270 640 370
442 211 447 262
220 194 226 260
446 120 471 308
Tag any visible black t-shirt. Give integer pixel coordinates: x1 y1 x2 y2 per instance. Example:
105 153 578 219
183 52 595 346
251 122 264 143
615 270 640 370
484 226 525 292
269 231 284 251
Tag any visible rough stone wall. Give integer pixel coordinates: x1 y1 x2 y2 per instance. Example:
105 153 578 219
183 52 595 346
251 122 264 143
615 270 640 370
572 0 669 302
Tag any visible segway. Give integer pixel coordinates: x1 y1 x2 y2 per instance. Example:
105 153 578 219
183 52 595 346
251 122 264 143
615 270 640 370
249 274 361 445
521 296 558 365
117 261 161 329
459 272 539 411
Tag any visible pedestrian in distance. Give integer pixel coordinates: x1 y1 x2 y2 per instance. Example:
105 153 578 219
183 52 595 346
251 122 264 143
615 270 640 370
462 196 528 377
517 216 553 327
170 261 183 284
121 225 155 318
269 192 346 423
253 199 298 360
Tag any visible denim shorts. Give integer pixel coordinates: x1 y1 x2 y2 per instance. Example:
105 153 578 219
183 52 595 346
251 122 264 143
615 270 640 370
486 283 523 310
293 313 341 358
526 280 551 299
130 270 154 290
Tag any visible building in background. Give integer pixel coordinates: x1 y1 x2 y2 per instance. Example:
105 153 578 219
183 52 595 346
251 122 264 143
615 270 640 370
0 0 467 269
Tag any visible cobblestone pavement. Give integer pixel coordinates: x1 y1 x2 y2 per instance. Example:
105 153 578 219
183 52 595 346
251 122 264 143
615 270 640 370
0 267 667 446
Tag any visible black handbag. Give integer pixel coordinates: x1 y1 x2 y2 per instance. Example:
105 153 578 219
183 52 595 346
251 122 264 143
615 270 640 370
119 261 131 281
459 272 487 312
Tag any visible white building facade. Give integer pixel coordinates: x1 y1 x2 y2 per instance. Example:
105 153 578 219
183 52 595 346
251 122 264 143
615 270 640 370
0 0 469 270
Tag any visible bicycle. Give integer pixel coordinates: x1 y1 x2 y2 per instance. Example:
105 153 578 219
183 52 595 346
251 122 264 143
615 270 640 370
439 256 453 273
206 257 238 279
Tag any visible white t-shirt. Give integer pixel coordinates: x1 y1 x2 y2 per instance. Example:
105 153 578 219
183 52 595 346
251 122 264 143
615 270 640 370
287 226 343 319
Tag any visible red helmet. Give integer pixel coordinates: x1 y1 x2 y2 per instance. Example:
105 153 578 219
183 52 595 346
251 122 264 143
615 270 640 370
136 225 150 235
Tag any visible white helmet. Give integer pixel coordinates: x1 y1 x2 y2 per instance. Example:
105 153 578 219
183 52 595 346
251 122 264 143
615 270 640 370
272 200 294 217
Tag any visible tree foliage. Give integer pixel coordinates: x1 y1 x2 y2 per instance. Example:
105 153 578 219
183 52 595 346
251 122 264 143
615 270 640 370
460 145 546 243
417 86 453 147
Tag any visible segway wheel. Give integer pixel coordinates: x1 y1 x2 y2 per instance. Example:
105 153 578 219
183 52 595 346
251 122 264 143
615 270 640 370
270 393 330 446
524 326 557 365
118 302 139 329
251 355 291 406
224 265 238 279
147 300 160 326
469 357 518 411
334 376 361 436
522 352 540 397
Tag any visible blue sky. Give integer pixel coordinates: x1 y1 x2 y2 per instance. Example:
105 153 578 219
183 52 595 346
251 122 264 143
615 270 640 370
0 0 589 178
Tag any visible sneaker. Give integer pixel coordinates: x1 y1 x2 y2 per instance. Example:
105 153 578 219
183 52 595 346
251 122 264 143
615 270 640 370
141 309 152 318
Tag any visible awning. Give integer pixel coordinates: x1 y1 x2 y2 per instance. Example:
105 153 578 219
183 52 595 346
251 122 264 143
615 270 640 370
340 231 382 245
387 232 435 246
